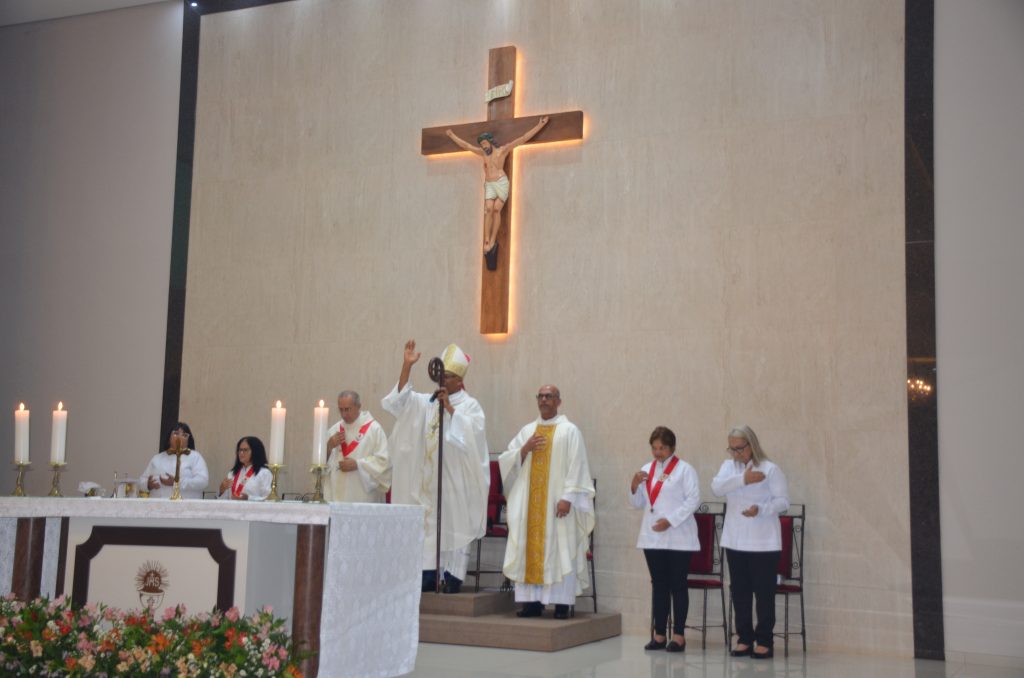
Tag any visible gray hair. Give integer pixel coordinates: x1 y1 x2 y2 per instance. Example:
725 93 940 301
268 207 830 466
728 425 769 466
337 390 361 407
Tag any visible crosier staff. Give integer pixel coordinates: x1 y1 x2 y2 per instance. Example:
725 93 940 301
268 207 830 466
427 357 446 594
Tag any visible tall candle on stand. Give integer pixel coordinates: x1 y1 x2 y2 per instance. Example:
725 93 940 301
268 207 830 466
312 400 329 466
51 402 68 465
14 403 30 464
269 400 286 465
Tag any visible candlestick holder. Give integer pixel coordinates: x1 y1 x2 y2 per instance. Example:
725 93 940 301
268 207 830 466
310 464 328 504
267 464 284 502
48 462 67 497
12 461 30 496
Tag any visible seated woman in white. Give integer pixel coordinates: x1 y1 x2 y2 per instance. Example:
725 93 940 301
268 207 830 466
218 436 273 501
141 422 209 499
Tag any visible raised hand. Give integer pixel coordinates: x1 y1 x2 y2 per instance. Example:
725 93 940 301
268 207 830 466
520 434 547 462
404 340 421 366
631 470 649 494
742 505 760 518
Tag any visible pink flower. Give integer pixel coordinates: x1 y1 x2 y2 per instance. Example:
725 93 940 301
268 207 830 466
163 607 178 621
225 607 240 622
263 654 281 670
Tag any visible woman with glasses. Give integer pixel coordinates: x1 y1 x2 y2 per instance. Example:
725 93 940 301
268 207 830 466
140 422 209 499
630 426 700 653
711 425 789 659
218 436 272 501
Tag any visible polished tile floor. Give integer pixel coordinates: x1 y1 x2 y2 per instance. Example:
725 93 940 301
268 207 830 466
407 636 1024 678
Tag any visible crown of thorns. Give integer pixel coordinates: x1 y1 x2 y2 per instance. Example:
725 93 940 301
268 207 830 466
476 132 495 144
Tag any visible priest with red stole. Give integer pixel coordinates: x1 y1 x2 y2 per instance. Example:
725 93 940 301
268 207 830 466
499 385 595 619
323 389 391 503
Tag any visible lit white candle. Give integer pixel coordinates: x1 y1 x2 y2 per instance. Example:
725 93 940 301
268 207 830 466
312 399 329 466
269 400 286 465
14 403 30 464
50 402 68 465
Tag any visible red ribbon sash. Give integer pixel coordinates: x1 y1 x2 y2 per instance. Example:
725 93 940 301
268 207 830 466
231 466 255 498
341 420 375 457
645 456 679 510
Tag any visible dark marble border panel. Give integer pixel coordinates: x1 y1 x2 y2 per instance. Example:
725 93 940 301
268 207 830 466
905 0 944 661
160 0 296 445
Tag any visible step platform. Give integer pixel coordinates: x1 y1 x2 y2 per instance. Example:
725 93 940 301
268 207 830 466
419 591 622 652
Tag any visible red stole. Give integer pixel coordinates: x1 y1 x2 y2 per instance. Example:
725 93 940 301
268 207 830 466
341 419 375 457
231 466 255 498
645 456 679 512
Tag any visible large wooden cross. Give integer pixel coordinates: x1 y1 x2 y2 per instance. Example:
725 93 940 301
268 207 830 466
421 46 583 334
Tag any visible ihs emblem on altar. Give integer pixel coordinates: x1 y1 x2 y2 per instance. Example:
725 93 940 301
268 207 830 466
135 561 169 611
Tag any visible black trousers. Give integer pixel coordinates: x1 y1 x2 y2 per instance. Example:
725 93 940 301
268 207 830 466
726 548 780 647
643 549 693 636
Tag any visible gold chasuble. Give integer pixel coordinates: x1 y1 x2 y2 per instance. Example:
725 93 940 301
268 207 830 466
525 423 557 584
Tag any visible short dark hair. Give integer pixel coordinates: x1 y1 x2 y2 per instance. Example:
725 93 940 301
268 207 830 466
649 426 676 450
165 421 196 450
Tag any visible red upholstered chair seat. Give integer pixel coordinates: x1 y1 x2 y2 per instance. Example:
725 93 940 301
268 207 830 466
777 583 802 594
686 577 723 589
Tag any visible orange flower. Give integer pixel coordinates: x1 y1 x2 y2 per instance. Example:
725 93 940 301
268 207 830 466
65 656 77 670
150 632 170 652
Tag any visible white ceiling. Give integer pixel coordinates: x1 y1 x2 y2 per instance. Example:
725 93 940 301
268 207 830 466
0 0 167 27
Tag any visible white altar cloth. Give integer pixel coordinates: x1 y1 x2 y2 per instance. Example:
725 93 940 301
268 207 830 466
0 498 424 678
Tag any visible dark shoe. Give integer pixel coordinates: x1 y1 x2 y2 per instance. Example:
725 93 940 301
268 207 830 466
485 241 499 271
730 644 753 657
421 570 438 593
442 572 462 594
553 604 569 620
752 646 774 659
644 638 667 651
516 602 543 618
666 640 685 653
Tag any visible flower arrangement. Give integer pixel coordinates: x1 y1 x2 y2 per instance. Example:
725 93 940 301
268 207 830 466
0 594 307 677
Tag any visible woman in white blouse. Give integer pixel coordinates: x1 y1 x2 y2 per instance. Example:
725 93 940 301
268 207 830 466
141 422 209 499
711 425 790 659
629 426 701 653
218 436 273 501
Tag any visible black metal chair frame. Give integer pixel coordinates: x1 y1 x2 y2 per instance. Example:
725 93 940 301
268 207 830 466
650 501 728 647
726 503 808 656
775 503 806 655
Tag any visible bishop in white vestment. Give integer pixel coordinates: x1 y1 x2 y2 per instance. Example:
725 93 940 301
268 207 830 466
382 340 489 592
499 385 595 618
324 390 391 503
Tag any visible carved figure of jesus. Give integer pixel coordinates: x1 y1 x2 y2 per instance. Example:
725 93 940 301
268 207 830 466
446 115 549 260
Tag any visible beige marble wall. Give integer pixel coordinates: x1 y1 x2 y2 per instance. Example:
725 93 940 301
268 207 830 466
182 0 910 654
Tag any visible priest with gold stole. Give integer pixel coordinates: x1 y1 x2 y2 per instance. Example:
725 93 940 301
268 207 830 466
499 385 596 619
323 389 391 503
382 340 490 593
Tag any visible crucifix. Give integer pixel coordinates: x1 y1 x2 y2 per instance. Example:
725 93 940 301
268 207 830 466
421 46 584 335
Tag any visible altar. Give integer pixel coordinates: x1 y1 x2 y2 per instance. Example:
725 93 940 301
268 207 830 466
0 497 424 678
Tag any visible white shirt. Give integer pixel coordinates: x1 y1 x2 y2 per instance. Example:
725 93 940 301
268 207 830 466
630 456 701 551
217 465 273 501
140 450 209 499
711 458 789 551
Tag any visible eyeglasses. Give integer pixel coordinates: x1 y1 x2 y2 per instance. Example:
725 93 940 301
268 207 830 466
535 393 559 401
728 442 749 454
